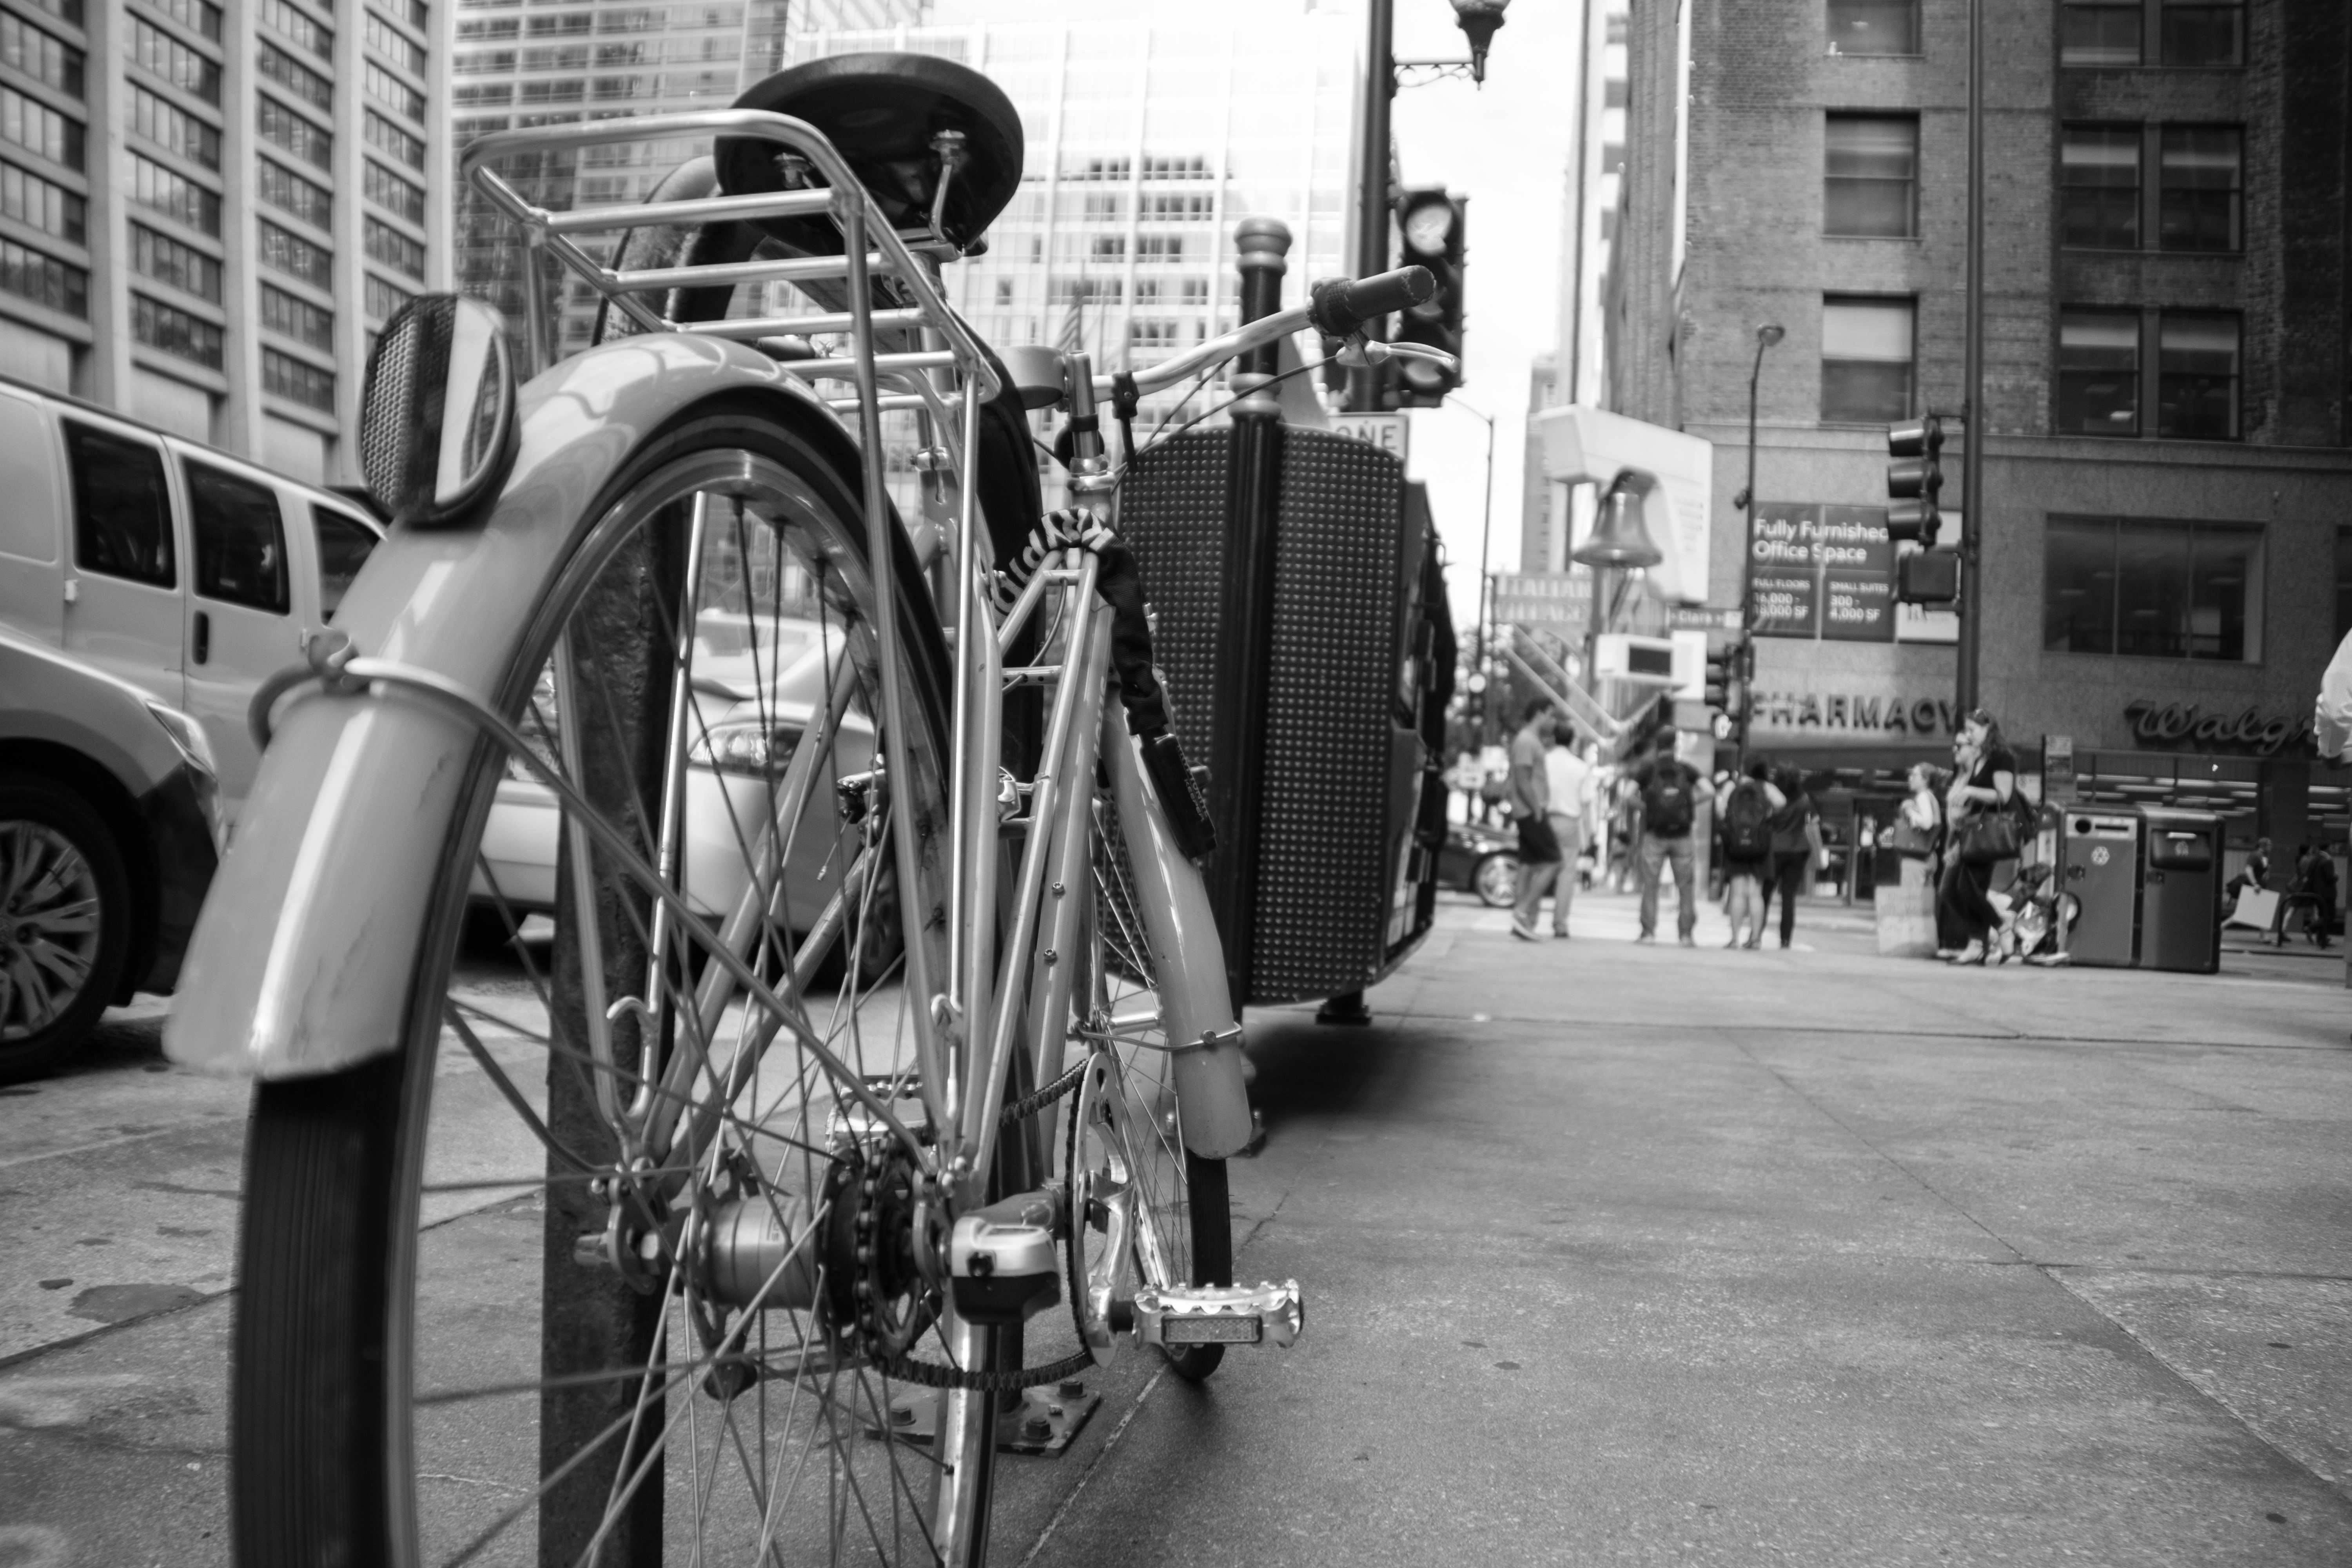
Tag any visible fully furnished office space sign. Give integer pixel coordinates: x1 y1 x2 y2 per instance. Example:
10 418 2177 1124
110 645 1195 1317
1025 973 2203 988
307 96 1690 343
1750 503 1896 643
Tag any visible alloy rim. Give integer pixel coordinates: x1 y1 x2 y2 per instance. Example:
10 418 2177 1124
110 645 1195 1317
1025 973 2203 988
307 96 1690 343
0 820 102 1042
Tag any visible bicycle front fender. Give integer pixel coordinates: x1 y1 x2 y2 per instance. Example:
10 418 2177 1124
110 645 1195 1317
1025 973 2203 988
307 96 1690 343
166 335 848 1080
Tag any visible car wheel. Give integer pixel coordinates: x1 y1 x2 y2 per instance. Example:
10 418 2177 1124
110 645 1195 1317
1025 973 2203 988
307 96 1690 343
1473 851 1520 909
0 775 134 1084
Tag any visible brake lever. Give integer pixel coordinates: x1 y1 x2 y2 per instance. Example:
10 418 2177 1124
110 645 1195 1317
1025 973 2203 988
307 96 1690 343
1332 334 1460 376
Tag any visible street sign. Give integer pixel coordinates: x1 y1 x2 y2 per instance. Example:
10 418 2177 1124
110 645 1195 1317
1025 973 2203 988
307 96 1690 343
1492 570 1589 634
1325 412 1409 465
1666 605 1742 631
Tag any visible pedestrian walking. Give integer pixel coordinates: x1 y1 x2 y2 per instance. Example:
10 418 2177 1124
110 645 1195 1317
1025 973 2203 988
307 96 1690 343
1506 701 1564 942
1629 733 1702 945
1936 708 2020 965
1543 731 1595 936
1756 766 1827 949
1714 759 1785 948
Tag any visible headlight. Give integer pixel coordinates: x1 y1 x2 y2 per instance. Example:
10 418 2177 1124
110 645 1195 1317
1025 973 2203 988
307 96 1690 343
690 720 802 777
145 699 216 777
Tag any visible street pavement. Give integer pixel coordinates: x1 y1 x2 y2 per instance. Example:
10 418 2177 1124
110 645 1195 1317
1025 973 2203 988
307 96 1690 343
2 887 2347 1564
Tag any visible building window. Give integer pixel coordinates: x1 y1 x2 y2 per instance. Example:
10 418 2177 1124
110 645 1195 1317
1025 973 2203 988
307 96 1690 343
260 0 331 59
257 157 332 230
365 216 425 279
458 17 519 40
1090 235 1124 259
379 0 429 31
258 218 330 288
1143 192 1212 221
1 85 82 170
2158 126 2240 250
2057 310 2140 436
19 0 83 27
1129 320 1178 348
363 160 425 225
262 348 335 412
2061 0 2241 66
2 14 85 99
131 18 220 104
256 94 330 169
0 234 83 316
2045 515 2260 661
130 222 221 302
150 0 222 44
1070 156 1130 181
1823 115 1917 238
1136 234 1184 263
135 85 220 169
1819 296 1913 423
363 272 410 322
129 152 220 236
364 12 426 76
0 158 83 244
258 42 332 113
365 111 424 169
132 292 223 370
2060 125 2139 249
1081 192 1122 221
365 62 426 122
2156 312 2238 439
2161 0 2241 65
1140 154 1210 179
261 282 332 349
1827 0 1919 54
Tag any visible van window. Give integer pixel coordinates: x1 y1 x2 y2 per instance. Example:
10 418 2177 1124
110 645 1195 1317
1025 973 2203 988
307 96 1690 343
63 421 174 587
186 461 290 613
312 505 379 621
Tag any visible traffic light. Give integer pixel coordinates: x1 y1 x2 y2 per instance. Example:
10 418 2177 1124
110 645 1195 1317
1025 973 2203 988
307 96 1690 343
1392 186 1465 408
1886 417 1943 544
1702 648 1732 709
1898 546 1962 605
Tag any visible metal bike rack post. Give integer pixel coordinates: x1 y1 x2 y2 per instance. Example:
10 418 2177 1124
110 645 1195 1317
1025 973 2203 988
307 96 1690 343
1206 218 1291 1011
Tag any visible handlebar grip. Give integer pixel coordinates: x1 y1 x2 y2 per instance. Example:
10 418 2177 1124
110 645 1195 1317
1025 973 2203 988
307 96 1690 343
1308 267 1436 339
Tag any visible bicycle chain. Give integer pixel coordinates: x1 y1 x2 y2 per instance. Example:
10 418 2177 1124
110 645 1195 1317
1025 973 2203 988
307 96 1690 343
847 1054 1099 1392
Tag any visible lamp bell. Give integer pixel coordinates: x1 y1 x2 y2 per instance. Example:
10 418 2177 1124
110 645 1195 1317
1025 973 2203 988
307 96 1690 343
1571 472 1664 570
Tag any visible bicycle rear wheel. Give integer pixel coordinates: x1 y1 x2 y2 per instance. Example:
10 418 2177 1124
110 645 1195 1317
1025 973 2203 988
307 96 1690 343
233 404 992 1566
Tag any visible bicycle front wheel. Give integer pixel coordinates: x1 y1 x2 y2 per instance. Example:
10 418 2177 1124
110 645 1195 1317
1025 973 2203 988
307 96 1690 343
232 404 993 1566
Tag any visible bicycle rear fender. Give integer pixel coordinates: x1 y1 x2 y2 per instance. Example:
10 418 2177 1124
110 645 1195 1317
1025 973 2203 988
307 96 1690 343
165 335 849 1080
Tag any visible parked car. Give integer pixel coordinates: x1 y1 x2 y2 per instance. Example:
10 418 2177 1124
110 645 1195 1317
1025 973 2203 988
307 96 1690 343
0 374 385 822
0 624 220 1081
1438 819 1520 908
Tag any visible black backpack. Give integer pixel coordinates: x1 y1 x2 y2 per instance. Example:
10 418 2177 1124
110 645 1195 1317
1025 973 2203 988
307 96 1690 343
1723 779 1772 858
1643 764 1695 838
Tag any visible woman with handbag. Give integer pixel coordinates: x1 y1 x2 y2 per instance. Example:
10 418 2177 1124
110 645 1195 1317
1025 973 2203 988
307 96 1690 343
1937 709 2020 964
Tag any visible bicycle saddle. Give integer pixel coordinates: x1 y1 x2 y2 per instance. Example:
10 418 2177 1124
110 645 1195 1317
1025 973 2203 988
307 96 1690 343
715 52 1024 254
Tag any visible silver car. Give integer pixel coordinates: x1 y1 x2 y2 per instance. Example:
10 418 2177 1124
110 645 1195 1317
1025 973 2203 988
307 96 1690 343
0 624 220 1081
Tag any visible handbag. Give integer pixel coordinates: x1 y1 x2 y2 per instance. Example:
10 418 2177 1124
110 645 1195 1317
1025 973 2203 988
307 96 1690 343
1955 809 2022 866
1882 819 1936 858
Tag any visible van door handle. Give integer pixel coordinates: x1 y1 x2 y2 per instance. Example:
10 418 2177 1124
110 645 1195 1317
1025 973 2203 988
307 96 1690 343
193 610 210 665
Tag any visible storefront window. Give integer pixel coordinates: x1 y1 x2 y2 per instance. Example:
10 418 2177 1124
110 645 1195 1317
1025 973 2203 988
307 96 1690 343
2045 514 2261 662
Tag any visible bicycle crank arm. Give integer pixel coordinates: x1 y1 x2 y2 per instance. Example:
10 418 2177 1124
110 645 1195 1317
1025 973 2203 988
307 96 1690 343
1110 1281 1304 1350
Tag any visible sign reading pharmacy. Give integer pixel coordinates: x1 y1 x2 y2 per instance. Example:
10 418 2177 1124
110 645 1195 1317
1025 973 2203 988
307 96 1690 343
1749 504 1897 642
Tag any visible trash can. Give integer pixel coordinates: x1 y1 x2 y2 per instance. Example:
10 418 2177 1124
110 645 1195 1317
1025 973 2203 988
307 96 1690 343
2060 811 2142 967
2139 807 2222 974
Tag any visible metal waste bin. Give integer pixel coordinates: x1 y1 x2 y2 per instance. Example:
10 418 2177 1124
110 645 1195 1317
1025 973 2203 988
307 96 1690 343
2139 807 2222 973
2060 810 2141 967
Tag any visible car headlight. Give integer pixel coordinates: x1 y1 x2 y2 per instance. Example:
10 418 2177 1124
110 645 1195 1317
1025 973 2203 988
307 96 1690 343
690 720 802 777
145 699 216 778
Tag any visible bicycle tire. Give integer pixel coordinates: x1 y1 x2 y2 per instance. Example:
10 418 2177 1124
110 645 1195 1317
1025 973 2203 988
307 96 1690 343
1072 808 1235 1384
233 403 995 1566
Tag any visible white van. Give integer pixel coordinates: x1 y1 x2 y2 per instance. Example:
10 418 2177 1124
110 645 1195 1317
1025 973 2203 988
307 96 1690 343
0 374 383 820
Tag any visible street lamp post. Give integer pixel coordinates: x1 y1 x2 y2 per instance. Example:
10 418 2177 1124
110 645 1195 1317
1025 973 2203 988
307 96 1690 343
1733 322 1783 762
1449 394 1499 740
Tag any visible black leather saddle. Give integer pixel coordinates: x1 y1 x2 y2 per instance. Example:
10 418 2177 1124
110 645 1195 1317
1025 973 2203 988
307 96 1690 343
715 52 1024 253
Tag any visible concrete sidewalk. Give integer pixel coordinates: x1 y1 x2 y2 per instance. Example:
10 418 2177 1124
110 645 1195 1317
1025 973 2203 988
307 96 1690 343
1024 891 2352 1566
1 890 2345 1564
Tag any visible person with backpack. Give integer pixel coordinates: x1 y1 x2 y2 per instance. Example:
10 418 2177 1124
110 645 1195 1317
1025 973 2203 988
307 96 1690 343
1715 759 1787 949
1629 733 1704 945
1757 765 1828 950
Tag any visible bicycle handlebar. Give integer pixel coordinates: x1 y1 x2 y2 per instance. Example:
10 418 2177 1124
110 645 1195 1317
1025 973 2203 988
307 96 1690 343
1083 265 1436 404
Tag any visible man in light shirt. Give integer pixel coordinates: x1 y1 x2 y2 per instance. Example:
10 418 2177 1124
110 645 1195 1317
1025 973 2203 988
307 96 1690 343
1541 731 1594 937
1505 701 1563 941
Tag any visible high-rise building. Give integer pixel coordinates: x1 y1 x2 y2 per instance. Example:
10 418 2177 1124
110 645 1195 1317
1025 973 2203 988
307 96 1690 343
781 6 1363 434
1604 0 2352 857
449 0 927 357
0 0 448 483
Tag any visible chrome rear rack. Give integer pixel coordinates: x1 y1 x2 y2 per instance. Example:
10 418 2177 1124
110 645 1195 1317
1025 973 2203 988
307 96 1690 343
458 109 1002 412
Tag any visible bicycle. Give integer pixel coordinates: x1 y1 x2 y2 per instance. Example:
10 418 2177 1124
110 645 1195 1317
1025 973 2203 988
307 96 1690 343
169 50 1436 1567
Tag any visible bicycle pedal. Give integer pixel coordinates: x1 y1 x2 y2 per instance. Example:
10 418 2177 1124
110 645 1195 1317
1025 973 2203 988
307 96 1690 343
1122 1280 1303 1350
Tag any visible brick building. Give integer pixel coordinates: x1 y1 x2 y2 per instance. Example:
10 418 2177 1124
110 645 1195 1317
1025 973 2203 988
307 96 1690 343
1604 0 2352 862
